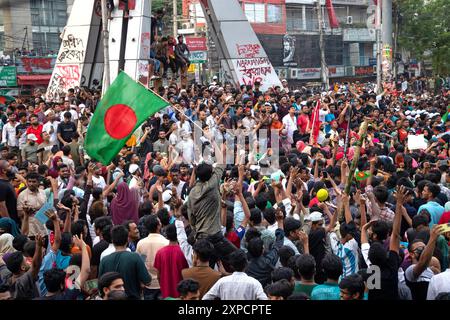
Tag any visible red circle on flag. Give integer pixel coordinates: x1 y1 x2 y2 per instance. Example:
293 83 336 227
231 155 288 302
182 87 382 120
104 104 137 139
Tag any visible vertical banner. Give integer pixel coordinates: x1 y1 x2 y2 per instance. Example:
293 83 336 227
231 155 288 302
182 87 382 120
382 44 392 82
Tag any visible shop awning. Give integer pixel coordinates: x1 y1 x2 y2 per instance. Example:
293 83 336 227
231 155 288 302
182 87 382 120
17 74 52 86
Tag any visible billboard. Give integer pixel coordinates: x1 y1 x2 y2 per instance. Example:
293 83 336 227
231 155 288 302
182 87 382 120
0 66 17 87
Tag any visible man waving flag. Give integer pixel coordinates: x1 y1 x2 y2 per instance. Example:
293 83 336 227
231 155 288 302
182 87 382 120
84 71 168 164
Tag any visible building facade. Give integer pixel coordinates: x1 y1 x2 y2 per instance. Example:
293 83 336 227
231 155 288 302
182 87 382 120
0 0 74 55
183 0 378 84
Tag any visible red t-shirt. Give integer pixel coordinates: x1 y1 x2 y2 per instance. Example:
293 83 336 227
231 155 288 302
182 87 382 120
154 244 189 298
226 231 240 248
26 124 44 144
297 114 309 134
438 211 450 225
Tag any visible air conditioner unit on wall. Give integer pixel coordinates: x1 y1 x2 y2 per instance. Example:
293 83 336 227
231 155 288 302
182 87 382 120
346 16 353 25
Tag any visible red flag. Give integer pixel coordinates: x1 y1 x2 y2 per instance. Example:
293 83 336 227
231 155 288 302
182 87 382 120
119 0 136 10
325 0 339 29
310 100 321 145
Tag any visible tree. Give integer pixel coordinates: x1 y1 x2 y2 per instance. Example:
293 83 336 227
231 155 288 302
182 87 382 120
397 0 450 75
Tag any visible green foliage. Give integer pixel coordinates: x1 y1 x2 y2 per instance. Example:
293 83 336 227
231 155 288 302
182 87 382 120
151 0 182 13
397 0 450 75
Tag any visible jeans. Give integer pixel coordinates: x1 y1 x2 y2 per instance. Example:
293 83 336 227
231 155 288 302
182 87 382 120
143 288 161 300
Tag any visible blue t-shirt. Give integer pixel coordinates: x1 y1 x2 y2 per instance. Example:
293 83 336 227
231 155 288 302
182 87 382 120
311 282 341 300
38 249 71 296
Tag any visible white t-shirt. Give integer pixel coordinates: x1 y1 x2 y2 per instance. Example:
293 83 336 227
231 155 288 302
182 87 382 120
42 120 60 144
60 109 78 122
92 175 106 189
282 114 297 142
100 244 131 261
319 109 329 122
177 139 195 164
330 233 359 277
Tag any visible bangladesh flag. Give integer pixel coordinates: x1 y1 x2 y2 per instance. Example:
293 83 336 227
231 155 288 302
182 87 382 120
442 105 450 123
0 95 15 105
355 169 371 181
84 71 168 164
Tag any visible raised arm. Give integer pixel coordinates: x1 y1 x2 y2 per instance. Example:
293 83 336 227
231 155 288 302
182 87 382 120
102 170 124 197
31 235 45 279
72 235 90 289
412 224 444 279
235 182 251 228
220 179 230 227
286 167 299 198
21 208 31 236
45 209 61 252
342 193 353 224
390 186 406 253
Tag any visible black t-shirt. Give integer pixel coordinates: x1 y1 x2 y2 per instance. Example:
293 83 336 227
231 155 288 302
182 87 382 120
0 179 19 223
161 121 174 134
309 228 326 267
57 121 77 143
368 250 400 300
15 122 30 141
34 289 81 300
91 240 110 268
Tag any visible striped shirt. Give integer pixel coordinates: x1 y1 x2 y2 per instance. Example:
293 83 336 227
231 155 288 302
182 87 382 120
330 232 359 277
202 272 268 300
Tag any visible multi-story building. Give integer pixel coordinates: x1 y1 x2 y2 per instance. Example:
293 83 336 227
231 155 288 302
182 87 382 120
182 0 377 84
0 0 74 55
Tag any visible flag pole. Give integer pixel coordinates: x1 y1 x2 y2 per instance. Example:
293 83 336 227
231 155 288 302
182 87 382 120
343 105 352 158
339 119 369 221
309 99 320 145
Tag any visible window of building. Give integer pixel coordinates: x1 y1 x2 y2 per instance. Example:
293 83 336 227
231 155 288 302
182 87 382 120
30 0 67 27
267 4 282 23
287 7 303 31
244 3 265 23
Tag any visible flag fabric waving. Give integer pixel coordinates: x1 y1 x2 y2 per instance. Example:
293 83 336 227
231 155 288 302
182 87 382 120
0 95 15 105
84 71 169 165
441 105 450 123
310 100 321 145
325 0 340 29
355 169 371 181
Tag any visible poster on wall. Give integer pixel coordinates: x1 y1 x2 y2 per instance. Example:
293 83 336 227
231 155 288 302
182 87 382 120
283 34 297 67
232 57 281 91
47 26 90 100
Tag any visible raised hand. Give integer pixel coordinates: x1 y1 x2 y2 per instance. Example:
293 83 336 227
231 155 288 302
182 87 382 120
72 234 85 249
395 185 408 206
275 208 284 222
57 202 71 212
44 209 58 221
35 234 45 248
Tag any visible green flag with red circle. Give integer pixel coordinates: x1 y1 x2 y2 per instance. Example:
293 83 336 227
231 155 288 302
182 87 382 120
84 71 169 164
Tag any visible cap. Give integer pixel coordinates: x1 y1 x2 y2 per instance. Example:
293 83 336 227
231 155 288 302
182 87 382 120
212 76 218 80
129 164 139 174
162 189 173 202
27 133 38 141
306 211 323 222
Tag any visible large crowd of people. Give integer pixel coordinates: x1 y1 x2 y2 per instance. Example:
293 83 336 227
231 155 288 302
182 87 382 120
0 75 449 301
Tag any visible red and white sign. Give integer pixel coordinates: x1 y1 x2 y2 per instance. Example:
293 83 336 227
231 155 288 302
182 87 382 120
185 37 207 52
